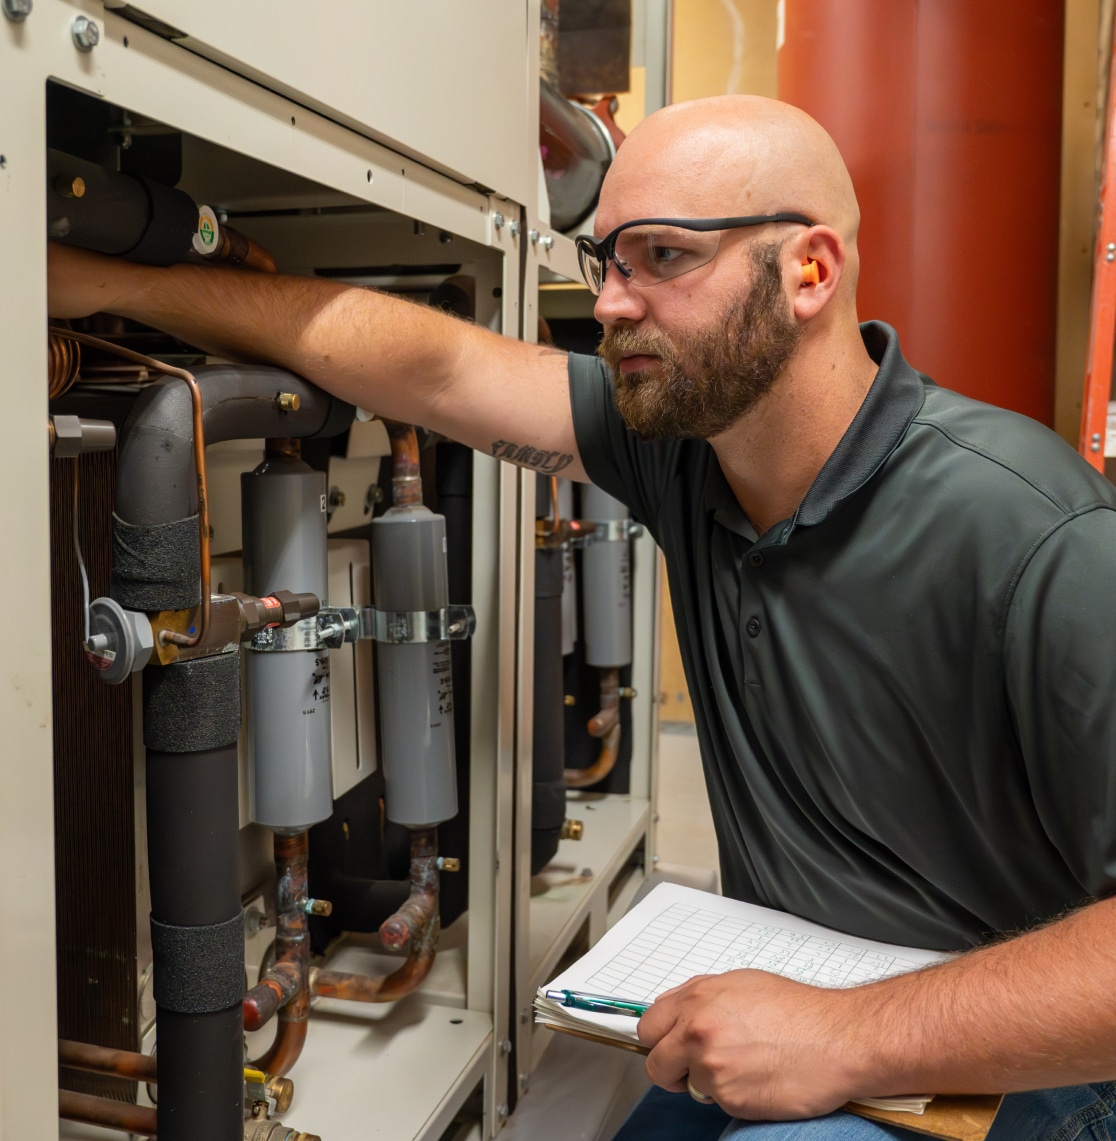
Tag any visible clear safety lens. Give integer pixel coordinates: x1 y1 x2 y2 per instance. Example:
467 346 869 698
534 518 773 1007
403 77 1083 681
613 225 723 287
576 238 606 295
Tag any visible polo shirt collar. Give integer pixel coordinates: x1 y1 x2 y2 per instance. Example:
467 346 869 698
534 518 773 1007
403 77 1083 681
703 321 928 546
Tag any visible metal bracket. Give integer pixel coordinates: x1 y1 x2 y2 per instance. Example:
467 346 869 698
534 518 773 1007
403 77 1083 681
249 616 324 653
316 604 476 648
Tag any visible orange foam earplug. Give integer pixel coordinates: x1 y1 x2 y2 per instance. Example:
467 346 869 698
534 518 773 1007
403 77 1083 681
801 260 821 285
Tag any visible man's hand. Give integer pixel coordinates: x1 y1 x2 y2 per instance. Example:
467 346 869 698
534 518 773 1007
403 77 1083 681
637 969 865 1120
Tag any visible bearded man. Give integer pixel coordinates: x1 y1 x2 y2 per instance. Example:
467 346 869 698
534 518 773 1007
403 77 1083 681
50 96 1116 1141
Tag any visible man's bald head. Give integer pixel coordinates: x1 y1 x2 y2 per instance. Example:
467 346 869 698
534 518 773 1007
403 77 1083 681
598 95 859 248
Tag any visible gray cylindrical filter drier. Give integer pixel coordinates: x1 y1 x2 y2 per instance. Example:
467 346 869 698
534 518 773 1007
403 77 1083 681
372 504 458 827
580 483 632 668
242 455 334 831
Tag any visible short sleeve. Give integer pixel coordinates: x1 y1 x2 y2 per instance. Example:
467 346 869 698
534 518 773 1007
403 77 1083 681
1004 506 1116 897
568 352 686 541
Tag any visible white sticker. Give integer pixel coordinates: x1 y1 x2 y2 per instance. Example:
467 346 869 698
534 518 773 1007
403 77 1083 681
1106 401 1116 458
193 205 220 256
320 493 328 513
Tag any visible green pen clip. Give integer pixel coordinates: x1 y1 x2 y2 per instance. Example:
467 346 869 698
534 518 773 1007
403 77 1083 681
545 988 650 1017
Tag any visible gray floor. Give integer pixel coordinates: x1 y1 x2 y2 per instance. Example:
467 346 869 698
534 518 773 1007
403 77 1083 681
503 724 720 1141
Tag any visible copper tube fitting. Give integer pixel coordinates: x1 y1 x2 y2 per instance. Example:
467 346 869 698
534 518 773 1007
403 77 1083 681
59 1089 157 1137
560 819 584 841
48 327 212 651
311 827 440 1004
384 420 423 508
243 959 301 1033
565 667 622 789
250 832 311 1076
58 1038 158 1084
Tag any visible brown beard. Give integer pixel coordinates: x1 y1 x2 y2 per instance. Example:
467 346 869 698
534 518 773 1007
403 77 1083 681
597 241 803 440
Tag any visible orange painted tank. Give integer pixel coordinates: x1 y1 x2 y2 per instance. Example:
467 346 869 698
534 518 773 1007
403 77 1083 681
778 0 1064 424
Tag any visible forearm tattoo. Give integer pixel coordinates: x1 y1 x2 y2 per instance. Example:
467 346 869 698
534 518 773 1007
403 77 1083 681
490 439 573 474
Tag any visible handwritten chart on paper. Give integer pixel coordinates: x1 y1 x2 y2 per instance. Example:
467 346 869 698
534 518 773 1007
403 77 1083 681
583 901 931 1004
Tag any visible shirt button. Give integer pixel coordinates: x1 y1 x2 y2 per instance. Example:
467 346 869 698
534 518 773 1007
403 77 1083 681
748 552 764 567
746 617 762 638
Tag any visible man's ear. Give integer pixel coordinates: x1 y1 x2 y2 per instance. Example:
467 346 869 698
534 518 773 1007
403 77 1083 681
790 227 843 321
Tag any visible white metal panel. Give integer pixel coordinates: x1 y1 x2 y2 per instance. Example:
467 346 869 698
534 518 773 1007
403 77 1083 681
0 13 61 1141
102 0 535 206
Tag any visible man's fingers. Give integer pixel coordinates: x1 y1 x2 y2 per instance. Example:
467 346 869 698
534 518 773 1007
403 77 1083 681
643 1039 691 1094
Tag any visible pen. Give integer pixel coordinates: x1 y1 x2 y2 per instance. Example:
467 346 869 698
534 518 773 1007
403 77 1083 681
544 988 650 1016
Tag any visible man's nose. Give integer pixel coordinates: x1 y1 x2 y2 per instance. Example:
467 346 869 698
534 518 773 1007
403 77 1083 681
593 263 647 326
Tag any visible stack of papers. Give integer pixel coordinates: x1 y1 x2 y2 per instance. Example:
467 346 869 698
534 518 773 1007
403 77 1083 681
536 882 954 1115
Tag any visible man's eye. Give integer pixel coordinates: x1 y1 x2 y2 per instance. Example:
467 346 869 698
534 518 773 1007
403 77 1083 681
650 245 686 266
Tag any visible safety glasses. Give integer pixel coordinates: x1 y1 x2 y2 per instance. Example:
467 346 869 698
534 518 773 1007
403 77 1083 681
575 213 814 295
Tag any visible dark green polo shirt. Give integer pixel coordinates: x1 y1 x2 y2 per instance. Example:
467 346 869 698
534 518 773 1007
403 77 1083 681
570 322 1116 951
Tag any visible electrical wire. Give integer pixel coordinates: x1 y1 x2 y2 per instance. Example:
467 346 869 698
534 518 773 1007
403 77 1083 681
72 460 92 646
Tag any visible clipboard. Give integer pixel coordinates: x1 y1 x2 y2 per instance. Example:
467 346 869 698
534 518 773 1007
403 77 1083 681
544 1024 1002 1141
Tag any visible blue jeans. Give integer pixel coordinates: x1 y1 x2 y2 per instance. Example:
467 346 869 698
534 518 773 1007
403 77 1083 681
612 1082 1116 1141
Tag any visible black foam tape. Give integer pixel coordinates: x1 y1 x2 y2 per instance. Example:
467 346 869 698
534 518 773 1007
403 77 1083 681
144 652 241 754
113 512 200 611
150 911 246 1014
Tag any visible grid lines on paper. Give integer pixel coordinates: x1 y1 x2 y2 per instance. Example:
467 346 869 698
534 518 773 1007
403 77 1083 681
584 903 926 1004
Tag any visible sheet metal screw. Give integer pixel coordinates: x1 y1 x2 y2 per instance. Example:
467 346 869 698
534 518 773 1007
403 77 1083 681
528 228 540 245
500 1038 512 1055
2 0 32 23
277 392 300 412
508 220 521 238
541 235 554 251
497 1104 509 1121
493 212 505 230
1091 432 1102 452
71 14 99 51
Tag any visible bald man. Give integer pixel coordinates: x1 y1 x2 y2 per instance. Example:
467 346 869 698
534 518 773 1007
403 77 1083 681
50 97 1116 1140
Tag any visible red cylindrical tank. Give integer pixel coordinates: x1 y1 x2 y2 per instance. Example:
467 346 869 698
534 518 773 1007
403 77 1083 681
778 1 1065 425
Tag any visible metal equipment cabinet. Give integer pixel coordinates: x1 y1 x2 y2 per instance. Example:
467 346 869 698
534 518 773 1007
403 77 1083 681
0 2 659 1137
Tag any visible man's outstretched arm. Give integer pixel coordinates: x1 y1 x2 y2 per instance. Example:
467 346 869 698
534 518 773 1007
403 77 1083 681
48 243 587 482
637 894 1116 1120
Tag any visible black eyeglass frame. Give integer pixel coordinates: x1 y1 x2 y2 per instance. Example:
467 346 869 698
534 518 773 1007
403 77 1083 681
575 213 816 293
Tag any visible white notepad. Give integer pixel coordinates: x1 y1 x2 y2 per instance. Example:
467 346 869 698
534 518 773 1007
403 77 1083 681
536 881 953 1115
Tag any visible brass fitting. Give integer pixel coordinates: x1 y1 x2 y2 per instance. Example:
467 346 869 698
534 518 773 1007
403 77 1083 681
563 694 576 707
300 898 333 917
276 392 301 412
560 819 584 841
265 1075 295 1114
437 856 461 872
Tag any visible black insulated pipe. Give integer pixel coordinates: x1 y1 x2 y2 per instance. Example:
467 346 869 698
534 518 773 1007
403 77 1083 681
112 364 353 612
532 543 568 874
144 658 243 1141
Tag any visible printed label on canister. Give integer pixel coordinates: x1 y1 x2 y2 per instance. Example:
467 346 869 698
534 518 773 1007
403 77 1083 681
193 205 220 255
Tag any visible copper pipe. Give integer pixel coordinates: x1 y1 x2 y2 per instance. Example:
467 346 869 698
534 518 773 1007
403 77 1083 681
214 224 277 274
311 827 440 1004
47 327 211 650
384 420 423 508
250 831 311 1077
48 331 81 399
59 1038 157 1084
565 667 622 788
59 1089 157 1137
243 959 300 1033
